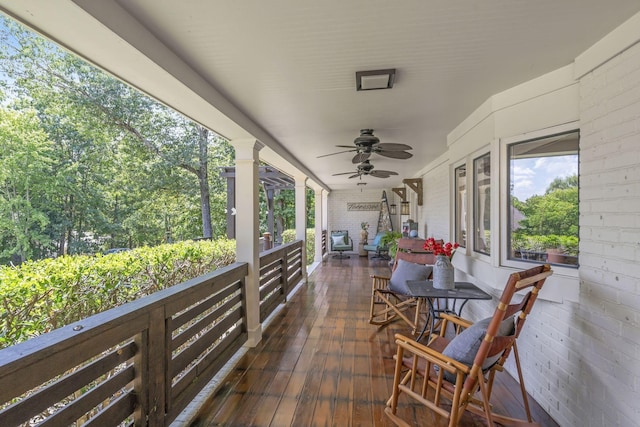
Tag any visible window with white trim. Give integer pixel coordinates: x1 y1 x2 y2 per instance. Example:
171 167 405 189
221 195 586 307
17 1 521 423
507 131 579 267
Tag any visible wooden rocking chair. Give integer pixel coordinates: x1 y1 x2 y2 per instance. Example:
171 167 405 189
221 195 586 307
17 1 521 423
385 264 553 426
369 238 436 334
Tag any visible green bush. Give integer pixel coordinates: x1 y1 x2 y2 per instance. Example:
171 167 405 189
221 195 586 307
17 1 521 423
0 239 235 348
281 228 315 264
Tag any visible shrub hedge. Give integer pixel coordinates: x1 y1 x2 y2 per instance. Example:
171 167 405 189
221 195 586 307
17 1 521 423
281 228 315 263
0 239 235 348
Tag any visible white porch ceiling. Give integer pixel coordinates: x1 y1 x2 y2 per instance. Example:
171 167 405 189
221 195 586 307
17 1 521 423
2 1 640 191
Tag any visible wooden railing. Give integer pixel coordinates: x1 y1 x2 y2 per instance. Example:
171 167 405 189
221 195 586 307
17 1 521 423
258 240 303 322
0 240 305 426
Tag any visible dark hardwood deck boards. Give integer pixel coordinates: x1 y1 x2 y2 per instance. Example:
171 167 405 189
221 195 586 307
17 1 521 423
190 255 559 427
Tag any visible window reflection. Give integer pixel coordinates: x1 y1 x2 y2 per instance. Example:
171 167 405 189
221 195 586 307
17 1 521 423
455 165 467 247
474 154 491 254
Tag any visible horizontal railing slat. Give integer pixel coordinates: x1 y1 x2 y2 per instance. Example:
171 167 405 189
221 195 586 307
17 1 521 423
0 341 136 425
171 281 241 330
170 307 243 379
82 393 138 427
167 326 245 422
0 313 149 404
171 293 242 352
259 265 283 287
38 364 135 427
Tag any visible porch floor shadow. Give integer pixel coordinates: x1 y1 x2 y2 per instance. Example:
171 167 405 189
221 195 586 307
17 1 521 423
189 255 560 427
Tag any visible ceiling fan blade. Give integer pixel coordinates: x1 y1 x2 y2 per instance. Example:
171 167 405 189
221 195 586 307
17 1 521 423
375 169 398 176
335 145 358 149
369 170 392 178
318 149 357 159
377 150 413 160
376 143 413 151
352 152 371 164
332 171 356 176
348 173 362 179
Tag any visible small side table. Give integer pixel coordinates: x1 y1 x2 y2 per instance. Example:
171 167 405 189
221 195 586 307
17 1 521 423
405 280 492 341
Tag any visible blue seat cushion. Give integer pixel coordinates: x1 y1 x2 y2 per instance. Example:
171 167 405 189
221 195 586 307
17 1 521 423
364 232 386 252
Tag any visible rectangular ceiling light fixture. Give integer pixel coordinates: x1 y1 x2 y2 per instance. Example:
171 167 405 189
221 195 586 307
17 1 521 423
356 69 396 91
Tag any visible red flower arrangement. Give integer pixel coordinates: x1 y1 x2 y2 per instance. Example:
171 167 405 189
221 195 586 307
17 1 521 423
423 237 460 259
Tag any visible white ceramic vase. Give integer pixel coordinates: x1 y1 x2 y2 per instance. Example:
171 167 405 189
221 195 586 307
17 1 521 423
433 255 455 290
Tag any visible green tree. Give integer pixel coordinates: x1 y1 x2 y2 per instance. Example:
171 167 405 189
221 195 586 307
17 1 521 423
517 175 578 237
0 16 235 255
0 107 54 263
546 175 578 194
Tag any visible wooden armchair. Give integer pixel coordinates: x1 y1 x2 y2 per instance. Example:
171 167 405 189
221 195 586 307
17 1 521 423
385 264 553 427
369 238 436 334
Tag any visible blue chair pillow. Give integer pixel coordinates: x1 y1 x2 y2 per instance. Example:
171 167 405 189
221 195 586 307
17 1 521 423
388 259 433 295
439 315 515 382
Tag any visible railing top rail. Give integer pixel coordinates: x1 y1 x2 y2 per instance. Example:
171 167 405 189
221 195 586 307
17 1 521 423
259 239 303 257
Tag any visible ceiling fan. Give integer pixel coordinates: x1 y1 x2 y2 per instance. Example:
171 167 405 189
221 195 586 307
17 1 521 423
332 160 399 179
318 129 413 164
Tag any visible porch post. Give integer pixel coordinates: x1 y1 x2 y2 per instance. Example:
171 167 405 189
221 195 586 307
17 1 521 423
231 138 263 347
295 174 308 279
314 188 324 263
322 190 329 231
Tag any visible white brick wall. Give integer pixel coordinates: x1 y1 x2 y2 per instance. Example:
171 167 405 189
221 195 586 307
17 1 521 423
498 39 640 427
327 188 391 251
540 40 640 426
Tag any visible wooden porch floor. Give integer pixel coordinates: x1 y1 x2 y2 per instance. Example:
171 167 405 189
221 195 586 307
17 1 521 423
188 255 559 427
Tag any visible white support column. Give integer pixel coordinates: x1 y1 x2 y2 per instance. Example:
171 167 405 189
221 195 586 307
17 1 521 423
314 189 324 263
322 190 329 232
295 174 308 279
230 138 263 347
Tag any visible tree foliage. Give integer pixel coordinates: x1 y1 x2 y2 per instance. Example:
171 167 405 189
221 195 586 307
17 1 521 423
0 16 237 263
512 174 579 256
516 175 579 237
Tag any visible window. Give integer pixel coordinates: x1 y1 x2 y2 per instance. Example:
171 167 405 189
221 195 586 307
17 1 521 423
508 131 579 267
454 165 467 247
473 154 491 254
